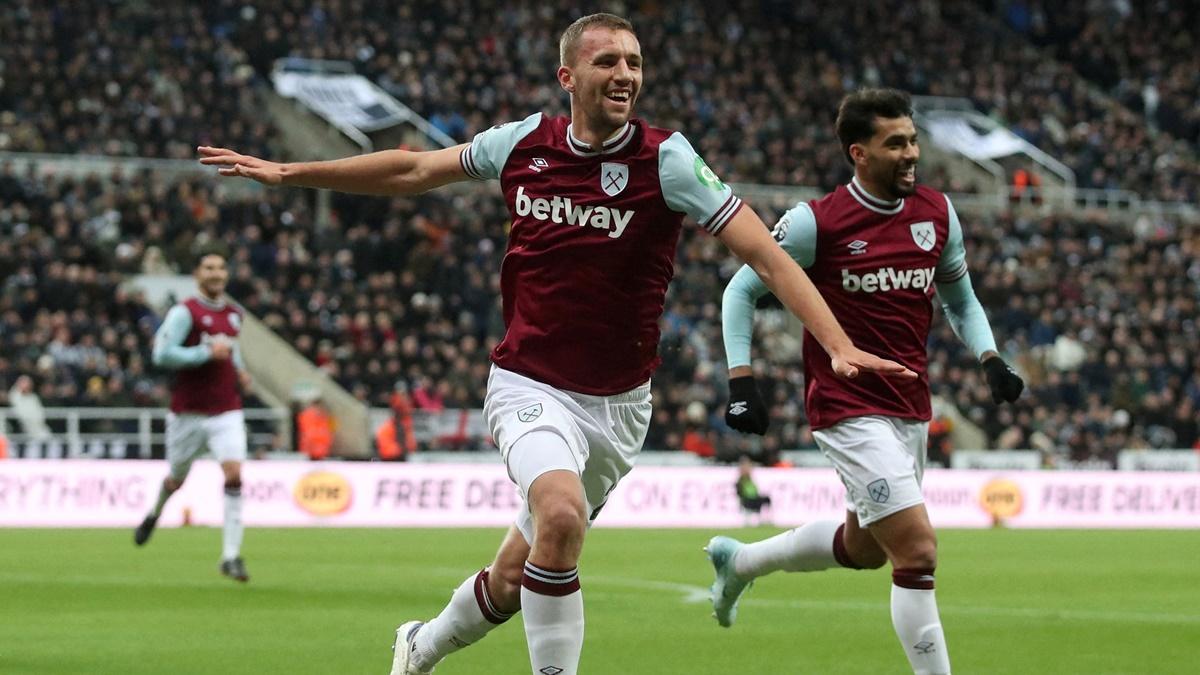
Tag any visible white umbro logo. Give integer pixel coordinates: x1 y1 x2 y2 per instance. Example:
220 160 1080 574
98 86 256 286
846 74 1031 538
528 157 549 172
849 240 868 255
201 316 213 326
729 401 749 416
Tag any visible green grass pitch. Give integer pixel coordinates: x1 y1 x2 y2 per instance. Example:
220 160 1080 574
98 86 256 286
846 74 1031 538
1 527 1197 674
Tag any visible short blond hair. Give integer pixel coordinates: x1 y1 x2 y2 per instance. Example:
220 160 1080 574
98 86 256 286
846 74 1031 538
559 13 635 67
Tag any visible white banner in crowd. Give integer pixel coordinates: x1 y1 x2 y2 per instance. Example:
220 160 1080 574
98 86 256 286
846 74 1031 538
923 116 1031 161
1 461 1199 529
273 71 404 132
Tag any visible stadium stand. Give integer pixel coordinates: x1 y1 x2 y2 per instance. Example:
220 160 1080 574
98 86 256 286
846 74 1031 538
1 162 1196 461
3 1 1195 198
1 1 1197 463
0 2 278 160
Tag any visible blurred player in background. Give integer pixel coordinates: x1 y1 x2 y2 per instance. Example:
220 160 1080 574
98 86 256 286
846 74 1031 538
199 14 913 675
707 88 1025 675
134 245 253 583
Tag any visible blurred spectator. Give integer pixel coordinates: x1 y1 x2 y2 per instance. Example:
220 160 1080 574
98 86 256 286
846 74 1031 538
296 396 334 460
736 455 773 525
682 425 717 460
377 381 417 460
928 414 954 466
7 374 50 439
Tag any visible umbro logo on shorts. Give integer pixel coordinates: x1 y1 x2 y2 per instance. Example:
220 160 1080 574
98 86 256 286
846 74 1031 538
517 403 543 422
540 668 564 675
868 478 891 503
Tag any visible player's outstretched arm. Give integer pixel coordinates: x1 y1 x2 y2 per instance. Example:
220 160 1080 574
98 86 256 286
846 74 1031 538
197 143 472 196
718 207 916 380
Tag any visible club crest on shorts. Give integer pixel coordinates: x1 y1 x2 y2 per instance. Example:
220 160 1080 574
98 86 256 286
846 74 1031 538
517 403 543 423
600 162 628 197
868 478 891 503
910 221 936 251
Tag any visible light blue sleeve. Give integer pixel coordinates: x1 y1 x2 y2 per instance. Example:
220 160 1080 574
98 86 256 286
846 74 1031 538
934 196 998 359
935 195 968 284
722 203 818 369
458 113 543 180
769 202 818 269
232 339 246 371
151 305 212 369
658 133 743 235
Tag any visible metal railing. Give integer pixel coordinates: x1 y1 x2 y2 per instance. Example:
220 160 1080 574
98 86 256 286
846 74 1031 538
0 407 287 460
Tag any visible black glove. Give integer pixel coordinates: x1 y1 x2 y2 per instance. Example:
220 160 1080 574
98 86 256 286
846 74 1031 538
726 376 769 435
983 356 1024 404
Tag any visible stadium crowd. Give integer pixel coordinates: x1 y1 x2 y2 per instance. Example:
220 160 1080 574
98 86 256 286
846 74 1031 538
1 163 1197 463
2 0 1196 201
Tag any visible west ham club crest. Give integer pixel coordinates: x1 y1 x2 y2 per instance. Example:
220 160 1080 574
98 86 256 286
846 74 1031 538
600 162 628 197
910 221 936 251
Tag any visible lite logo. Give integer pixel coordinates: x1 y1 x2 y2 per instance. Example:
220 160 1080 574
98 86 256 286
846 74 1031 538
841 266 936 293
293 471 353 516
514 186 634 239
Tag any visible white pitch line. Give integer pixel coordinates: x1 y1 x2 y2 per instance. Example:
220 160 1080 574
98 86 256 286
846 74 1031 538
586 575 1200 626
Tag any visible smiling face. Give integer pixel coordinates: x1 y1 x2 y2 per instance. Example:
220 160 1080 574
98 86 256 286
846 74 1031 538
194 254 228 301
851 115 920 200
558 27 643 139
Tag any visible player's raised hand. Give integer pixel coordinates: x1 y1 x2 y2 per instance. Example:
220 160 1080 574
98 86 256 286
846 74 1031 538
197 146 286 185
830 347 917 380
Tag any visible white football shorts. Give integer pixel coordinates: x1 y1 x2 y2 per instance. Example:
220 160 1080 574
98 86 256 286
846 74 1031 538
165 409 248 480
813 415 929 526
483 366 651 543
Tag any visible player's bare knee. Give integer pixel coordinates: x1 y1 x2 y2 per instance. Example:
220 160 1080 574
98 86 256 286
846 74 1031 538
533 501 587 553
224 477 242 490
165 477 183 492
897 538 938 571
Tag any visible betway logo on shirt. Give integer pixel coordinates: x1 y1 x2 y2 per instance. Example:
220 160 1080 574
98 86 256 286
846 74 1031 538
514 186 633 239
842 266 936 293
